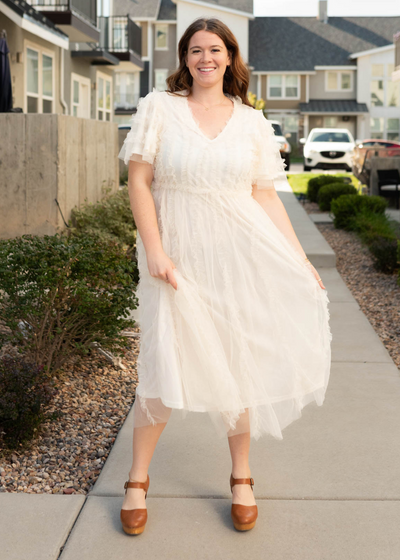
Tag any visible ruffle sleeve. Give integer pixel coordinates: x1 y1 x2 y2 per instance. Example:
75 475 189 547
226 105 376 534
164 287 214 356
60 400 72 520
118 88 163 166
251 109 287 190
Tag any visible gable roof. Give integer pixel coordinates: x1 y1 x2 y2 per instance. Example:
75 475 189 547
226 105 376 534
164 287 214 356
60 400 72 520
249 17 400 71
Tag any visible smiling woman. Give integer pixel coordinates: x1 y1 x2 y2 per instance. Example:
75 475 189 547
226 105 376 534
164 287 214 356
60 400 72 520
117 16 332 536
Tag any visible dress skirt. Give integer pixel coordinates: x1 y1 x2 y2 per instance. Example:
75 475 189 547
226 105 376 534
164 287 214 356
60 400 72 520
132 185 332 441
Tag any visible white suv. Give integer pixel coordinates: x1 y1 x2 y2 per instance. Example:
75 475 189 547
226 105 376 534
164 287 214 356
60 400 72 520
300 128 355 172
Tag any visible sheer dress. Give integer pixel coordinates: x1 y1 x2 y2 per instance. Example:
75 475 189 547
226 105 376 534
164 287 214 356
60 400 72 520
118 88 332 440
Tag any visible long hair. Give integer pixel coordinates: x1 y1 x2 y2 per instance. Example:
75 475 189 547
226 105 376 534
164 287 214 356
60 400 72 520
166 17 253 108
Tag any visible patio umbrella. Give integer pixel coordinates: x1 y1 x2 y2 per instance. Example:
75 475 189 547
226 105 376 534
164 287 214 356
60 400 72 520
0 36 13 112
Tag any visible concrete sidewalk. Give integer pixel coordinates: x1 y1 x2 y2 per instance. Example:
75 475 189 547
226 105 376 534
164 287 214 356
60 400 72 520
1 188 400 560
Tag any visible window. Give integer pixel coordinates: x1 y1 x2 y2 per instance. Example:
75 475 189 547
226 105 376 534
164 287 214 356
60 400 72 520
326 71 353 91
309 131 351 143
267 75 299 99
155 24 168 50
114 72 139 108
387 118 400 141
370 117 384 139
154 69 168 92
370 80 384 106
26 44 54 113
97 71 112 121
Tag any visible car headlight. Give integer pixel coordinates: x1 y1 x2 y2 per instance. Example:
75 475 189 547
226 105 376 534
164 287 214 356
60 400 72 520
308 149 318 155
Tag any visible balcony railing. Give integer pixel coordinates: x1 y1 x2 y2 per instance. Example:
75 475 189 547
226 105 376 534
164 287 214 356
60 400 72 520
29 0 96 25
98 16 142 58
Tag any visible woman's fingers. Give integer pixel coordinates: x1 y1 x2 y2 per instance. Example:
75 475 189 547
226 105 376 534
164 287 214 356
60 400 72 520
164 266 177 290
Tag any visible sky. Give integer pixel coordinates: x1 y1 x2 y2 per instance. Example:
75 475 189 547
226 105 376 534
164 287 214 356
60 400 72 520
254 0 400 17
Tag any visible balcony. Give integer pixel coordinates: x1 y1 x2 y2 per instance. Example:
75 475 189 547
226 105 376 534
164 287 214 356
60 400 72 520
394 31 400 82
97 16 143 70
28 0 99 42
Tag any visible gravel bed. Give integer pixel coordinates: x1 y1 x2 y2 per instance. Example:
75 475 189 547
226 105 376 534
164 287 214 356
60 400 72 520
0 327 140 494
302 201 400 370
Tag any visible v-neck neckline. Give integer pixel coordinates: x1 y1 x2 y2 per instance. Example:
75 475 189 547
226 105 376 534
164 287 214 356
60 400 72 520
182 90 237 143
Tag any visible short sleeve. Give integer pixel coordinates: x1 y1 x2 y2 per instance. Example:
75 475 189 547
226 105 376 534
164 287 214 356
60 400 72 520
118 88 163 166
252 110 287 190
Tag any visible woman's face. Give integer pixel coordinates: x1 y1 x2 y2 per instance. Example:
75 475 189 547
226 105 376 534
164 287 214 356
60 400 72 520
185 30 231 89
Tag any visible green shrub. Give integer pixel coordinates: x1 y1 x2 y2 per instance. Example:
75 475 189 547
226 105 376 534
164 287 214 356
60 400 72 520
368 236 400 273
351 208 398 245
317 183 358 211
307 175 347 202
330 194 388 230
69 187 137 261
0 234 138 374
0 355 60 449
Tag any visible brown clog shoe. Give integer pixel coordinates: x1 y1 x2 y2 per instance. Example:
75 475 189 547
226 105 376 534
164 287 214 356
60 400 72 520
230 473 258 531
120 474 150 535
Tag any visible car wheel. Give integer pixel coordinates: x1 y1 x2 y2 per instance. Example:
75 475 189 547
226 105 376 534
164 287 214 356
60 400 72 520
284 154 291 172
303 165 311 172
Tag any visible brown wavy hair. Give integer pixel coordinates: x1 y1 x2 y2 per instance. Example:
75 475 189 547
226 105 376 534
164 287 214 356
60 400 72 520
165 17 253 108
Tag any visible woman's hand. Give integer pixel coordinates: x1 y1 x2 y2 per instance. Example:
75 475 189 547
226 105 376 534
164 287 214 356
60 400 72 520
147 249 178 290
305 262 326 290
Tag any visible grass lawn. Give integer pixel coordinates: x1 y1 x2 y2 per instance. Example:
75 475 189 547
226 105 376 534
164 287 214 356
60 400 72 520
287 172 362 196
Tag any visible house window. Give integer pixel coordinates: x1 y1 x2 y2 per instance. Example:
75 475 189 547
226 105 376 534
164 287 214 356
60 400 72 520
326 71 353 92
387 118 400 141
267 75 299 99
154 69 168 92
26 44 54 113
370 117 384 139
114 72 139 108
97 72 112 121
370 80 384 106
155 24 168 50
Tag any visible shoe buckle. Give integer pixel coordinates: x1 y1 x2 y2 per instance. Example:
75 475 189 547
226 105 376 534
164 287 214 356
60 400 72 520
249 478 254 490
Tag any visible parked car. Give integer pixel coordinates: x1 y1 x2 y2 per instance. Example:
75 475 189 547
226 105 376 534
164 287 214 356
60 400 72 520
300 128 355 172
269 120 291 171
352 139 400 184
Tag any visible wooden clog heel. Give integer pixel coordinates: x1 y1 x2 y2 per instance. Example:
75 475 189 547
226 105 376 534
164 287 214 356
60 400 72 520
230 473 258 531
120 474 150 535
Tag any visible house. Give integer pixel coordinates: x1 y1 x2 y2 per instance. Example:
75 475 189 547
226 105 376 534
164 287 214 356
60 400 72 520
0 0 143 119
249 1 400 143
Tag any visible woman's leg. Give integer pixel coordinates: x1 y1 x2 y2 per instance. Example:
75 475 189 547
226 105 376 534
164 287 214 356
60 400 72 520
122 397 172 510
227 409 256 506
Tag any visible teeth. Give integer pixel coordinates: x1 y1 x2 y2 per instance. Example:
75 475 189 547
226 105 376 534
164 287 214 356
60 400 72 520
199 68 215 72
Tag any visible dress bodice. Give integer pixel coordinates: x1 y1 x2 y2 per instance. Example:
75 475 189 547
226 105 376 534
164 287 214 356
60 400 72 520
118 88 286 195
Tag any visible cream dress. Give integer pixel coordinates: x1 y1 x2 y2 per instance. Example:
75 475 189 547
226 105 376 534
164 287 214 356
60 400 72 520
118 87 332 441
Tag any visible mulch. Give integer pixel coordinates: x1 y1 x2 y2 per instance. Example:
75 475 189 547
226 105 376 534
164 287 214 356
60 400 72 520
1 203 399 493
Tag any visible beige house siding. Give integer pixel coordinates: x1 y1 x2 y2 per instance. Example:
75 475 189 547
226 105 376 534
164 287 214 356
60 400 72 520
309 69 356 99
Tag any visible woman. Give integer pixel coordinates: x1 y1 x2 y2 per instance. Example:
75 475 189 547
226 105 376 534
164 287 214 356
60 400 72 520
118 17 332 535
